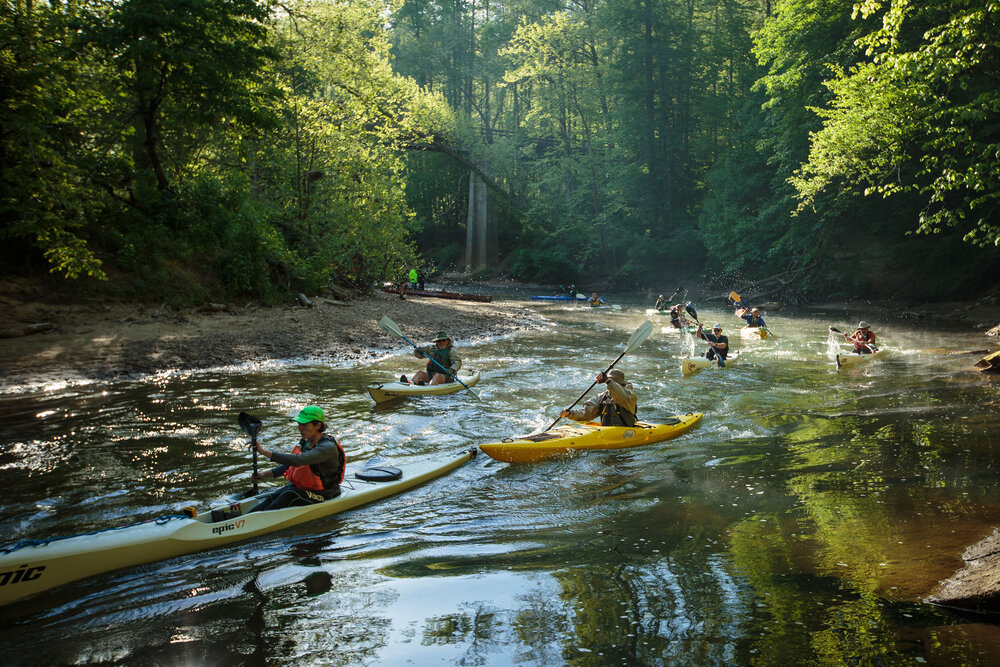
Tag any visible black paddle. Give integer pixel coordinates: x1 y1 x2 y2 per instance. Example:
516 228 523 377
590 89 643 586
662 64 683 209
238 412 264 494
685 303 725 367
544 320 653 432
378 316 479 397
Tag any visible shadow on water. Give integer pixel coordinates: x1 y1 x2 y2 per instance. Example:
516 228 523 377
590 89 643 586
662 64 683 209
1 298 999 663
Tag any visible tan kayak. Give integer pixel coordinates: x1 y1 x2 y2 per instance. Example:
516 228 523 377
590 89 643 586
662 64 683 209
367 370 481 403
836 349 887 369
681 351 742 376
740 327 774 340
0 450 475 607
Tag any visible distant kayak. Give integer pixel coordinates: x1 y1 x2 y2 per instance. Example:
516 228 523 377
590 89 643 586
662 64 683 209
382 287 493 303
681 351 742 376
644 308 670 316
0 450 475 607
479 414 703 463
662 325 698 335
836 349 887 369
367 370 481 403
740 327 773 340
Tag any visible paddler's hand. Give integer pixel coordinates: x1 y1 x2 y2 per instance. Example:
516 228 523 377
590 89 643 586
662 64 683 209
596 371 607 383
254 441 272 460
560 409 571 419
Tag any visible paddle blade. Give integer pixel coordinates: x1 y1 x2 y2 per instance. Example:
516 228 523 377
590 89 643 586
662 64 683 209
379 315 404 338
685 302 699 322
829 326 843 334
729 291 741 303
624 320 654 354
238 412 263 440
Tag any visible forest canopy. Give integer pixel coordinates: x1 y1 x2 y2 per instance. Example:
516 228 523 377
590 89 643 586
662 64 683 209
2 0 998 301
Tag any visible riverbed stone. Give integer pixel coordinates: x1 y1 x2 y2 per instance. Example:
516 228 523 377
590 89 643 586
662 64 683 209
927 527 1000 611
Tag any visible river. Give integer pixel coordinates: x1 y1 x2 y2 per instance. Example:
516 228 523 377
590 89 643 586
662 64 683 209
1 297 999 664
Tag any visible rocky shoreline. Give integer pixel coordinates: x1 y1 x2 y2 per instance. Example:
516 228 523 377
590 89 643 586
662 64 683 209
0 288 542 393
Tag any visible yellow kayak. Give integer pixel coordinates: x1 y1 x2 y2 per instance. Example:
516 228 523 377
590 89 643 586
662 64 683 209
836 349 887 369
479 413 703 463
740 327 773 340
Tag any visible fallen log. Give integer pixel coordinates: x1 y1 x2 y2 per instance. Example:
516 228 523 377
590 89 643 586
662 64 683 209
974 350 1000 373
0 322 54 338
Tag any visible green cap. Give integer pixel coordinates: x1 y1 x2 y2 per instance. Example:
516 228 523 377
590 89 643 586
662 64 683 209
293 405 325 424
433 331 450 342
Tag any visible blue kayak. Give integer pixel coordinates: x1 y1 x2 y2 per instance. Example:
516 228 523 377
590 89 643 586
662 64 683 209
530 294 586 301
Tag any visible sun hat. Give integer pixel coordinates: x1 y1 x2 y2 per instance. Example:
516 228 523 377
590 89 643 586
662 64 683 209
608 369 626 383
712 323 722 330
433 331 450 342
858 321 870 329
293 405 325 423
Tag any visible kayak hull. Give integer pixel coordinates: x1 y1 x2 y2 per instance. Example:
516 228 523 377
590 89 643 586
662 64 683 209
661 325 698 335
740 327 772 340
479 414 703 463
367 370 481 403
0 451 474 607
836 349 886 368
682 351 741 376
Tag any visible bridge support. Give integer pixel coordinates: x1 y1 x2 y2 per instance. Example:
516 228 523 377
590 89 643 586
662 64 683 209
465 171 497 272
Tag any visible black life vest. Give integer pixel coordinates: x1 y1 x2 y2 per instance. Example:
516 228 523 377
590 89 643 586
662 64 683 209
597 391 637 427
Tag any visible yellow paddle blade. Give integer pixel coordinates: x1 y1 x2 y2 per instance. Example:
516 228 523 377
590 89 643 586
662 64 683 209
729 291 741 303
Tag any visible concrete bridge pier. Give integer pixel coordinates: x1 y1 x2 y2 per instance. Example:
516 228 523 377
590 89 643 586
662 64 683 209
465 171 497 272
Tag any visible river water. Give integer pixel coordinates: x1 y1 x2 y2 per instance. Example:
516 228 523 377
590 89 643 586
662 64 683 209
1 298 999 664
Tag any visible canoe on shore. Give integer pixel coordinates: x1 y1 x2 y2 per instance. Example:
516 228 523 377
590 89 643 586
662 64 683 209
479 414 703 463
367 370 481 403
0 450 475 607
530 294 586 301
382 287 493 303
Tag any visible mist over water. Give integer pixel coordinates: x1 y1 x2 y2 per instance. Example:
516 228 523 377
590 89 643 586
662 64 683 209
1 296 999 664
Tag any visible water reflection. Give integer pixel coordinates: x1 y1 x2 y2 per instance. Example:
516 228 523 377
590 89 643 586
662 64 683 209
0 300 999 663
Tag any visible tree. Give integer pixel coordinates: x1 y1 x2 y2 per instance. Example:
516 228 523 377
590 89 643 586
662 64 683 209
791 0 1000 247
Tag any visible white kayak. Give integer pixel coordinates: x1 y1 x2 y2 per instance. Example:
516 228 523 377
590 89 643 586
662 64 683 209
0 450 475 607
681 351 742 376
836 348 887 369
367 370 481 403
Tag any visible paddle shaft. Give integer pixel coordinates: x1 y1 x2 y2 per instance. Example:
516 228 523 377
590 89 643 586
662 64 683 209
250 435 259 494
397 332 478 396
544 349 629 432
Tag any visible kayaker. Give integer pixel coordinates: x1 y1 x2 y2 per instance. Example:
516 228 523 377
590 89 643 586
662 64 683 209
696 323 729 362
249 405 346 512
408 267 418 288
654 294 667 311
589 292 602 307
835 321 877 354
404 330 463 385
559 369 637 427
568 284 578 299
741 307 767 328
669 304 690 329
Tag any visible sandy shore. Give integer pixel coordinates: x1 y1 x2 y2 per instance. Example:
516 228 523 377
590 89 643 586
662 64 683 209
0 287 542 393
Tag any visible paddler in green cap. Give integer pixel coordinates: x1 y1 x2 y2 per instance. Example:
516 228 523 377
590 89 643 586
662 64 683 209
560 369 638 427
403 331 463 386
248 405 346 512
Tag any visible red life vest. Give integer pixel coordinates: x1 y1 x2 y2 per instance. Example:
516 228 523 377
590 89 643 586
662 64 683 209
283 437 346 491
851 329 876 351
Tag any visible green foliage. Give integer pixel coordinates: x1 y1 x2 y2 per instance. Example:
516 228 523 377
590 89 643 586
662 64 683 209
792 0 1000 247
508 244 578 283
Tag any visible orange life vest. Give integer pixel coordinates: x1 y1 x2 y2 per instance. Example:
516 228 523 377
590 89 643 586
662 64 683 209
283 437 346 491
